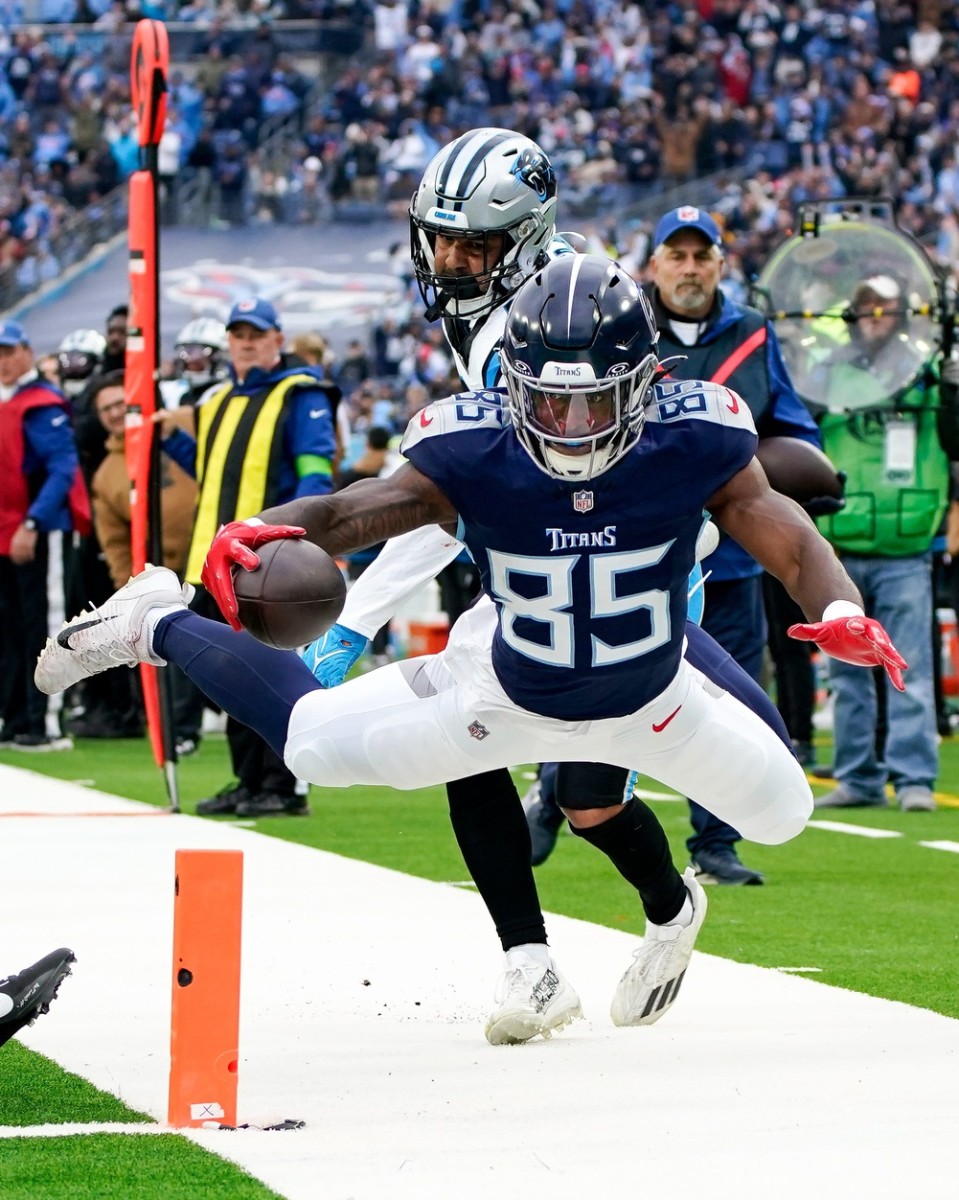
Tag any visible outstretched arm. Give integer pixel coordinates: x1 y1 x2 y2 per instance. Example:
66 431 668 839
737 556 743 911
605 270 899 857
260 464 459 557
707 460 907 689
202 464 459 629
707 459 855 620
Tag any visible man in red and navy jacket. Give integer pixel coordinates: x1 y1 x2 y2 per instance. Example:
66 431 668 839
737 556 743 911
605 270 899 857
0 318 89 750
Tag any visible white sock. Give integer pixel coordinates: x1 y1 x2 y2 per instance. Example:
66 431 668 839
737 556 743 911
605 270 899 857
664 891 694 928
506 942 552 970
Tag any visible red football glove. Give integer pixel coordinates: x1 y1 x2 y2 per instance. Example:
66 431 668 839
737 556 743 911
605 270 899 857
788 616 908 692
201 520 305 630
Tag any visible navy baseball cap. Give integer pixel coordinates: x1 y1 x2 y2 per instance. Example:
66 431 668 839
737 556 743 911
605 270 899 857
225 298 282 331
0 319 30 347
652 206 722 249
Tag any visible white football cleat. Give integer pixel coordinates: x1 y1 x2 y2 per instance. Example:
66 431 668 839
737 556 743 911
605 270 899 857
484 950 583 1046
610 866 707 1027
35 565 192 696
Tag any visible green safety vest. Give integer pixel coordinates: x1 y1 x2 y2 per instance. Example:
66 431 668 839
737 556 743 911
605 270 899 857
819 367 948 556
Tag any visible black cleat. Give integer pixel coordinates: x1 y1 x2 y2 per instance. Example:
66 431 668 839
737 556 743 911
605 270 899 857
691 846 764 886
196 783 252 817
0 948 76 1047
235 791 311 818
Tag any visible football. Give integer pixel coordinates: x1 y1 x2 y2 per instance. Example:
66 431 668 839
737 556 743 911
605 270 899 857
756 436 843 506
233 538 347 650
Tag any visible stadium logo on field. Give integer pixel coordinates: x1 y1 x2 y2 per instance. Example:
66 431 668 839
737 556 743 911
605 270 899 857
162 263 406 333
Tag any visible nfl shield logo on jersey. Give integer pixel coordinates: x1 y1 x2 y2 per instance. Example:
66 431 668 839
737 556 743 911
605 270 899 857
467 720 490 741
573 490 594 513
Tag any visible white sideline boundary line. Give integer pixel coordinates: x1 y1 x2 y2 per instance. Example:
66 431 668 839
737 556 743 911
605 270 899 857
0 1123 167 1138
2 763 958 1200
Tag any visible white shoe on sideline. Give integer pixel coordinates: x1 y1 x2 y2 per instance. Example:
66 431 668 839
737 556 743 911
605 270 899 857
610 866 708 1027
484 951 583 1046
35 566 192 696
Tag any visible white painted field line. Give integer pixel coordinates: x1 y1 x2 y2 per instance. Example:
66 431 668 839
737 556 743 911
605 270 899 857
3 765 958 1200
919 840 959 853
0 1124 166 1138
807 819 903 837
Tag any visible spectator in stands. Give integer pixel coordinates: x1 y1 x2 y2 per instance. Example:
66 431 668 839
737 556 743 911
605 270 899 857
335 338 371 397
89 371 196 593
214 137 248 226
0 318 86 751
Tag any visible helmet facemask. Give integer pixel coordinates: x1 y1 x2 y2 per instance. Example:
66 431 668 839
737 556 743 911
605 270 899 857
504 352 659 482
176 343 224 388
174 317 228 388
502 253 661 481
57 351 100 396
411 210 554 321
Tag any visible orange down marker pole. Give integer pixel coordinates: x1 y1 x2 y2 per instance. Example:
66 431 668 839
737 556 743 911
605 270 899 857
168 850 243 1128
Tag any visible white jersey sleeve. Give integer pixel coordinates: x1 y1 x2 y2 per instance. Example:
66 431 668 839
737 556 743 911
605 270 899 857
339 524 466 639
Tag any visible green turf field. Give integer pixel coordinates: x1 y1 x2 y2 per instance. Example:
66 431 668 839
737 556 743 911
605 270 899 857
1 724 957 1196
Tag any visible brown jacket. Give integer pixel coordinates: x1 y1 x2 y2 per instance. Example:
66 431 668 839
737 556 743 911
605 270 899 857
92 432 198 588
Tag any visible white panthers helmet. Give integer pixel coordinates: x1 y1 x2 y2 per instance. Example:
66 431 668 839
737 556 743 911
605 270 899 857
410 128 558 321
57 328 107 396
175 317 229 389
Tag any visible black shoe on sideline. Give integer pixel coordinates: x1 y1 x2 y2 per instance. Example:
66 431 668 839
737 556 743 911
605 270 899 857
0 948 76 1048
66 713 141 739
9 732 73 752
691 846 764 886
196 783 252 817
235 791 311 818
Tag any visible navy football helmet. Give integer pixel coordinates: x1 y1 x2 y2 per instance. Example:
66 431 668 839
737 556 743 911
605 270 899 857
501 254 660 481
410 128 558 321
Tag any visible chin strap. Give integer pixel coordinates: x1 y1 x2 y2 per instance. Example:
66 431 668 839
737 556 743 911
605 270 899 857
652 354 689 384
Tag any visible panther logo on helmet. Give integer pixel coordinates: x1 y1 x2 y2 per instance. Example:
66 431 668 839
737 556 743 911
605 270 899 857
510 148 556 203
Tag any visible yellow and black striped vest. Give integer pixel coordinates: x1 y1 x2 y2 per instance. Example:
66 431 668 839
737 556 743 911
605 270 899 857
185 373 317 583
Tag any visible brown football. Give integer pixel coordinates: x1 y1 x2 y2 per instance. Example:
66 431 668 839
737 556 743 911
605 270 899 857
233 539 346 650
756 436 843 504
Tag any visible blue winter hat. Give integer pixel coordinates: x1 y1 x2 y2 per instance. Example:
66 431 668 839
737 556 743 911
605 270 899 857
652 206 722 250
226 298 282 331
0 319 30 347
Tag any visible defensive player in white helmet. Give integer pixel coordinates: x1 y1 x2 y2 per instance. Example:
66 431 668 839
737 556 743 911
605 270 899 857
168 316 229 405
56 328 106 399
410 126 572 389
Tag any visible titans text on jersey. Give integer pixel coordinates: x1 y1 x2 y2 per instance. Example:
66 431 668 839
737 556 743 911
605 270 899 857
402 380 757 721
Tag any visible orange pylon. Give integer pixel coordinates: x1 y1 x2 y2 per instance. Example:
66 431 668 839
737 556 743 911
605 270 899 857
168 849 243 1127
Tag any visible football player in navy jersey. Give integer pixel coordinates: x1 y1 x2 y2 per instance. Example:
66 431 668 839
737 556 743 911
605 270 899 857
298 128 737 1039
36 255 906 1046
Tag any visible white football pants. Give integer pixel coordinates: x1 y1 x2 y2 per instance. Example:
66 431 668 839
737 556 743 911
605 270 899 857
285 600 812 846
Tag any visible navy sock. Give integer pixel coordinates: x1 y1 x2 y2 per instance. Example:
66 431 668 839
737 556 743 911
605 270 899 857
153 611 320 759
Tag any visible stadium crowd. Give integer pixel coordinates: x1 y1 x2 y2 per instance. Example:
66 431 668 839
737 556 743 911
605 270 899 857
5 1 959 301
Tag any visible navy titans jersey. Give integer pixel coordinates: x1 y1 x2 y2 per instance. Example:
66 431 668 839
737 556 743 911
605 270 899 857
402 380 758 720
